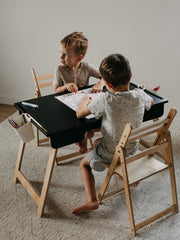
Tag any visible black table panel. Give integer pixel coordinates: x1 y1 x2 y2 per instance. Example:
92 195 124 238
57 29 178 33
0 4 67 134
14 83 168 148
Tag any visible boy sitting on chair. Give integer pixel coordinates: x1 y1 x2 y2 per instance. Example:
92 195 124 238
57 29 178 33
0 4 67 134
53 31 104 93
53 31 104 153
72 53 154 214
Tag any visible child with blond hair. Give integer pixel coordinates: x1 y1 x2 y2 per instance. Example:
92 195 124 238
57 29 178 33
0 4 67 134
53 31 104 93
53 32 105 153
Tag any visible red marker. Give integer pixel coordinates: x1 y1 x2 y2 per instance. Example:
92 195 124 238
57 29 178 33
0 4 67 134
153 86 160 92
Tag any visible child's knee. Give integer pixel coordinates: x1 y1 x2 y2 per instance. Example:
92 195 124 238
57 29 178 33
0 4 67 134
80 157 87 166
80 157 90 169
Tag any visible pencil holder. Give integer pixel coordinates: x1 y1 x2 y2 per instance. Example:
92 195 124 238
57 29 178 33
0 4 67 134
13 114 34 143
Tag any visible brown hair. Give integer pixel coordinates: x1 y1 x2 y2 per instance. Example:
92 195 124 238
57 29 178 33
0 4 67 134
60 32 88 56
99 54 132 87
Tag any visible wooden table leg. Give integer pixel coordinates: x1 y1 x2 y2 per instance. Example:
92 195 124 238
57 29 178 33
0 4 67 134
13 140 58 217
13 140 26 183
37 147 57 217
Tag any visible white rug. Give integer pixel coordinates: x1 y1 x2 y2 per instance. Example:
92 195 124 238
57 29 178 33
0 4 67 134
1 111 180 240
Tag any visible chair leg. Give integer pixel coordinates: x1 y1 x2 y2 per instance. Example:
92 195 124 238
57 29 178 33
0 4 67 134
167 134 179 212
36 127 39 146
98 153 121 203
121 156 136 236
123 179 136 236
98 170 113 203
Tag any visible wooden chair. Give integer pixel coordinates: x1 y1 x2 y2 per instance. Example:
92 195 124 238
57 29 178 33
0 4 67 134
31 68 53 146
98 108 178 236
31 68 93 163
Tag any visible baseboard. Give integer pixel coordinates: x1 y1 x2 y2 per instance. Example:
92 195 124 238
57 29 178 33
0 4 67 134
0 95 23 105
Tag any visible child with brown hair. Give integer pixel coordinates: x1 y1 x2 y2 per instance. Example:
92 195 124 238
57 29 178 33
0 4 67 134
72 53 154 214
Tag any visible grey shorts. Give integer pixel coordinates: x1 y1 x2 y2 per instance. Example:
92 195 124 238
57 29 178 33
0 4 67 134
86 144 139 172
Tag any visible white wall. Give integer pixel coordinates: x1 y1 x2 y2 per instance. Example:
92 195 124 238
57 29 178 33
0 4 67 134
0 0 180 120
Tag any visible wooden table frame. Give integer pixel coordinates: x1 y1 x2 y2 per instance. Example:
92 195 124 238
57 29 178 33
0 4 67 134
13 141 57 217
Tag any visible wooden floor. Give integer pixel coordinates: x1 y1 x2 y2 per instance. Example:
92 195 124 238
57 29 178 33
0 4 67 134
0 104 17 123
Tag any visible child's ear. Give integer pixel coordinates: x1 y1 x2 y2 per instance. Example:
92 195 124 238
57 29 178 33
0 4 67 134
77 54 84 62
105 81 113 88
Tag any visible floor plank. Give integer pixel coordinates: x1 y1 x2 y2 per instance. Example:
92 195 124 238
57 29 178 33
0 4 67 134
0 104 17 123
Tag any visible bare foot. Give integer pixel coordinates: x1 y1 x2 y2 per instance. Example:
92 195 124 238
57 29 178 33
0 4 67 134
72 201 99 214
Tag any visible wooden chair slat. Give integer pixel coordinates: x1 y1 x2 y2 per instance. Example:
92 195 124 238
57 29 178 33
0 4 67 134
38 82 53 88
36 74 54 81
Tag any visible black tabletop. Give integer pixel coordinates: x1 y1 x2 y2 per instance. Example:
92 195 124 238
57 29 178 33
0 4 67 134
14 83 168 148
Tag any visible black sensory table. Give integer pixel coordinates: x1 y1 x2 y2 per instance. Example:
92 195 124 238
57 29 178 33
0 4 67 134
13 83 168 217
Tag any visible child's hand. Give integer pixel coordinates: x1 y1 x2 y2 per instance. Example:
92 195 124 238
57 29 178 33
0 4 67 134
65 83 78 93
76 95 92 118
81 95 92 105
91 79 105 93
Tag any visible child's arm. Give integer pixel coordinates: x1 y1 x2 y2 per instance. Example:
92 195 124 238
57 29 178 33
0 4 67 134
76 96 91 118
91 78 105 93
54 85 67 93
151 97 154 106
54 83 78 93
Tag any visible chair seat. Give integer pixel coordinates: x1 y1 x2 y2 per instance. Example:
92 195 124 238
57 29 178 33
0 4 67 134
104 154 168 185
115 156 168 184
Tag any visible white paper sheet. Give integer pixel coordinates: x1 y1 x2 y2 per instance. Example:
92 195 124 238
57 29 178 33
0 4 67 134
55 87 104 119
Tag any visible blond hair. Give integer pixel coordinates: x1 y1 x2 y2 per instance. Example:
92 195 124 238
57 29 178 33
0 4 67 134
60 32 88 56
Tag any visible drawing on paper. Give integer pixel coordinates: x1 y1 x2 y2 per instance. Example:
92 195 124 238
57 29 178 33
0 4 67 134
55 87 104 119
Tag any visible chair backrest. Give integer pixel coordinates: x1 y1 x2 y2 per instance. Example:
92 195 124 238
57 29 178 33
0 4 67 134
31 68 54 98
101 108 177 174
118 108 176 154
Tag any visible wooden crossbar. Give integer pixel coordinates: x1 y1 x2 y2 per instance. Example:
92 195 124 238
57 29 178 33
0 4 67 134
17 170 40 203
128 124 166 143
36 74 54 81
125 142 168 164
39 82 53 88
130 118 169 136
135 205 176 231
